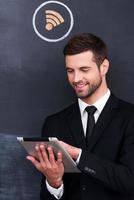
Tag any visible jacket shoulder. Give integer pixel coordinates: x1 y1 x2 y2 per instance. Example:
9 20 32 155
118 98 134 111
41 102 78 135
110 93 134 109
45 102 78 121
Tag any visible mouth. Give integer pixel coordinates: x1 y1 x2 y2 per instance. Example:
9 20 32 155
74 83 88 91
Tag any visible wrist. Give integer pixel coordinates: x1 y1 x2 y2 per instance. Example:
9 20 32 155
47 178 63 189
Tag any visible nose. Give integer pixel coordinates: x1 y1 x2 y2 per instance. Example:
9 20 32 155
73 71 82 83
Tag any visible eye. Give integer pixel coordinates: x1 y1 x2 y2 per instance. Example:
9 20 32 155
66 68 74 73
81 67 90 72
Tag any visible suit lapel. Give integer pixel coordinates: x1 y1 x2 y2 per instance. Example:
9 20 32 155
88 94 119 151
66 103 87 149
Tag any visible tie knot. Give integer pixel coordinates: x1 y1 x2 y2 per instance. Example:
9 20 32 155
85 106 97 115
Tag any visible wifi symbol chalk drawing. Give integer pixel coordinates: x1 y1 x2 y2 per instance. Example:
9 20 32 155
45 10 64 31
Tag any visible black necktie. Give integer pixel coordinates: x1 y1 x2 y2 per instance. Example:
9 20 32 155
85 106 97 146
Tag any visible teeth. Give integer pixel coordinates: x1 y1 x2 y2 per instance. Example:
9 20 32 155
76 84 85 88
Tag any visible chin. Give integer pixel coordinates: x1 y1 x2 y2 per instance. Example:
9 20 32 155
78 91 94 99
77 93 90 99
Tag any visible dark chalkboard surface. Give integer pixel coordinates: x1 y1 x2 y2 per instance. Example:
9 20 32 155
0 0 134 199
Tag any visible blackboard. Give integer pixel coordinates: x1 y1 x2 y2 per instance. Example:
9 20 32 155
1 0 134 199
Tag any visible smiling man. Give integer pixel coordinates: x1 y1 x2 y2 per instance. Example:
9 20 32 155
65 50 108 104
27 33 134 200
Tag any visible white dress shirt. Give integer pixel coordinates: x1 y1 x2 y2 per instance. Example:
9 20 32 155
78 89 111 135
46 89 111 199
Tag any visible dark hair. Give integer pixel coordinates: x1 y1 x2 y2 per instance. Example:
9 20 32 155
63 33 108 66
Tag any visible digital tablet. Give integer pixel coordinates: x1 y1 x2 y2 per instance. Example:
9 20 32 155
17 137 80 173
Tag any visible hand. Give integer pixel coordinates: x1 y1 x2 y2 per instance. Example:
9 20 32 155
27 145 64 188
59 141 81 161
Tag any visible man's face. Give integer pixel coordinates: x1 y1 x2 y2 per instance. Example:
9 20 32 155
65 51 106 100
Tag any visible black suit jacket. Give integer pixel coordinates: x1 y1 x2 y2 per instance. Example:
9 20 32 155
40 94 134 200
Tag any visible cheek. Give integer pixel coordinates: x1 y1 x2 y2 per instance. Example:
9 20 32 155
85 71 97 81
67 73 73 83
87 71 101 82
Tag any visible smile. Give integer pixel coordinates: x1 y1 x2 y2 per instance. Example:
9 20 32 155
74 83 88 90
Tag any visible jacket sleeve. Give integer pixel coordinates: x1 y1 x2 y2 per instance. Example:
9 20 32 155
78 114 134 194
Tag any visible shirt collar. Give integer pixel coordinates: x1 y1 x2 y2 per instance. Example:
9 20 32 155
78 89 111 117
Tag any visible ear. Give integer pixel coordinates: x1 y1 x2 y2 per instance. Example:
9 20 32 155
100 59 109 76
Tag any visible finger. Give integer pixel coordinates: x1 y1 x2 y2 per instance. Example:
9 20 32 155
26 156 41 170
39 144 49 163
47 146 55 164
35 145 44 163
57 152 63 164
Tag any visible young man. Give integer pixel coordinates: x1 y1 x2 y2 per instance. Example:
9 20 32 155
27 33 134 200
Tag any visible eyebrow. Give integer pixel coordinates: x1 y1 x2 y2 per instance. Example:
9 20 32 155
66 66 91 69
80 66 91 68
